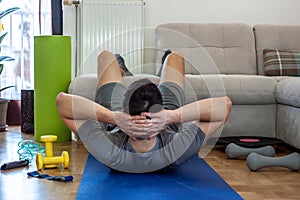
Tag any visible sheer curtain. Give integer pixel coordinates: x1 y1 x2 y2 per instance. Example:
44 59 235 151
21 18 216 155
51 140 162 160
0 0 51 99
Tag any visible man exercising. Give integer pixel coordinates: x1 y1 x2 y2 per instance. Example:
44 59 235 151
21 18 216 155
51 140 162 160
56 50 232 173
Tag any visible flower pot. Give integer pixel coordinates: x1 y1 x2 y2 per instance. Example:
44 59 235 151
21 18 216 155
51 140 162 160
0 98 10 131
7 99 21 125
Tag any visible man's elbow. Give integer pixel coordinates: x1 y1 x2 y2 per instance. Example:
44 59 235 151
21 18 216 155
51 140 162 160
224 96 232 122
56 92 67 110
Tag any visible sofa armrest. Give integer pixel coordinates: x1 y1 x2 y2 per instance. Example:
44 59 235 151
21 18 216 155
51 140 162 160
276 78 300 108
68 74 98 101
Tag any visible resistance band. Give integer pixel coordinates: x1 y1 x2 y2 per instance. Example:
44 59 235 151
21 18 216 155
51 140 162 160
2 140 45 170
17 140 45 162
27 171 73 182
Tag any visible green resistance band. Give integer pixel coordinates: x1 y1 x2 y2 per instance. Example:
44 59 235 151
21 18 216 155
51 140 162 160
17 140 45 163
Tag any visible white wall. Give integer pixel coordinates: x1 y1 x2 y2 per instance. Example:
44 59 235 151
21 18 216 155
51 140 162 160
144 0 300 27
63 0 300 74
142 0 300 67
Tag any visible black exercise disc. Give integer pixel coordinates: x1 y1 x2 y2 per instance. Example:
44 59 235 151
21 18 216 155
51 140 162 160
217 136 283 148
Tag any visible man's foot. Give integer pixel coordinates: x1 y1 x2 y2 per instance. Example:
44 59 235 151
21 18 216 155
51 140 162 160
156 49 172 77
115 54 133 76
106 124 120 133
72 133 83 145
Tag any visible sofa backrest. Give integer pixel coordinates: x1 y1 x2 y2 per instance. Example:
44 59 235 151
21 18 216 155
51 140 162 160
254 24 300 75
155 23 257 75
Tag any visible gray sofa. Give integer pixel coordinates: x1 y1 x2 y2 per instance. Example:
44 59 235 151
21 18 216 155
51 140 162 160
69 23 300 149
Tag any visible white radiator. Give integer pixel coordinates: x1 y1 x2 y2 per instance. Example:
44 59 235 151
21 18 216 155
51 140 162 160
78 0 144 75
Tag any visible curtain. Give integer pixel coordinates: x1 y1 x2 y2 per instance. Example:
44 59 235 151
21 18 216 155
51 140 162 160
0 0 52 99
51 0 63 35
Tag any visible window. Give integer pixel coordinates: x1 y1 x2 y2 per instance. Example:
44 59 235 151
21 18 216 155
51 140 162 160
0 0 51 99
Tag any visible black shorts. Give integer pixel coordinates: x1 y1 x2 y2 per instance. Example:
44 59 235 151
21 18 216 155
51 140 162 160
94 81 185 132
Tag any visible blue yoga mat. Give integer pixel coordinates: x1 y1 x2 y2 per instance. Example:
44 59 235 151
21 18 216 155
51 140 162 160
77 155 243 200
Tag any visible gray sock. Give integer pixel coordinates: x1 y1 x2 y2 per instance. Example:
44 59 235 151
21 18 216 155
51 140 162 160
115 54 133 76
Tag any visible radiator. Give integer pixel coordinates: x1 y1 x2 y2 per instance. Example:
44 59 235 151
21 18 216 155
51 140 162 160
78 0 144 75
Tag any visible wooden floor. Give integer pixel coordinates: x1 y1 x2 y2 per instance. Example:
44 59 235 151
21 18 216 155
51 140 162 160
1 126 300 200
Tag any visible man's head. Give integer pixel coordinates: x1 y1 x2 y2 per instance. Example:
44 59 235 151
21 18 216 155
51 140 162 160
123 78 162 116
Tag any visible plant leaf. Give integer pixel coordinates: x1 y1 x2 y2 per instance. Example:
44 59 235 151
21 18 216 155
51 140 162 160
0 64 3 75
0 56 14 62
0 85 15 93
0 7 20 20
0 32 8 44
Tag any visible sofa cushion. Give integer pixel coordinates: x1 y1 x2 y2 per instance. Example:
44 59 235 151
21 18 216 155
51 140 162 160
276 78 300 108
156 23 257 75
68 74 160 101
185 75 277 105
69 74 277 105
254 24 300 75
263 49 300 76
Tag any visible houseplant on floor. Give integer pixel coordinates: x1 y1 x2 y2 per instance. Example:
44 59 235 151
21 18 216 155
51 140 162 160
0 1 19 131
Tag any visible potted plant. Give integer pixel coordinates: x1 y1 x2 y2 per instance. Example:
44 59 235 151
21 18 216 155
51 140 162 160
0 1 19 131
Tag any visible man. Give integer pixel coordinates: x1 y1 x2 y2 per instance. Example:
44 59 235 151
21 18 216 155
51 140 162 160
56 50 232 173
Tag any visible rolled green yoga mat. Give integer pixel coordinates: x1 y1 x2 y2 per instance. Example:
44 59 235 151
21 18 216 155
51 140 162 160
34 36 71 142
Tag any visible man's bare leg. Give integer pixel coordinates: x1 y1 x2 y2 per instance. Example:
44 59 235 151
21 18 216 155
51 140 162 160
160 52 185 88
158 52 232 138
56 50 125 134
160 52 184 88
96 50 124 87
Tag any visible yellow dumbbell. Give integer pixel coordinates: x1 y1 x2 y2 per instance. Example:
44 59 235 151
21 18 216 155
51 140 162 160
36 135 70 170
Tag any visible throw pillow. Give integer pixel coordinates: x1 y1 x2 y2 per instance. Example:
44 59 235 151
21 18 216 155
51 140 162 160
263 49 300 76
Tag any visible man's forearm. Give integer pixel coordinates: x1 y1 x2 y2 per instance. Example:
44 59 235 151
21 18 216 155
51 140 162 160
171 97 230 124
56 92 115 124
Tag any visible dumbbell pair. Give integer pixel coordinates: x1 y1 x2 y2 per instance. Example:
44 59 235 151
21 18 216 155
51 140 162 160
225 143 300 171
36 135 69 170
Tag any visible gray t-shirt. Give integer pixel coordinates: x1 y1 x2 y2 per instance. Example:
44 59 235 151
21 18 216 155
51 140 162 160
78 119 205 173
80 80 205 173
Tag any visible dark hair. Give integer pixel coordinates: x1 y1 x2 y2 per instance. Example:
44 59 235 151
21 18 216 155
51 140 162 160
123 78 162 116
